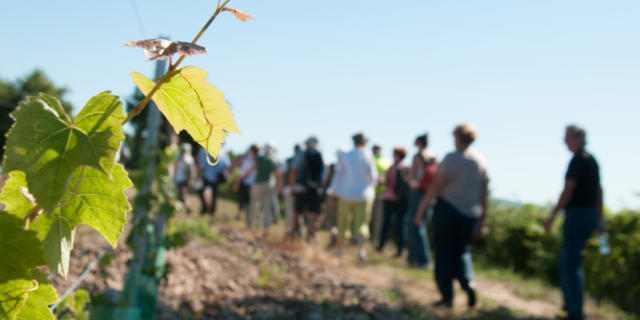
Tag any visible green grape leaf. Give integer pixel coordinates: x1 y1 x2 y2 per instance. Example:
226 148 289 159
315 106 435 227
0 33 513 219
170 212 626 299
15 270 57 320
0 212 46 282
131 66 241 158
0 171 54 241
2 92 125 212
0 165 131 277
0 171 35 219
43 218 75 279
57 164 132 248
0 279 33 319
0 270 58 320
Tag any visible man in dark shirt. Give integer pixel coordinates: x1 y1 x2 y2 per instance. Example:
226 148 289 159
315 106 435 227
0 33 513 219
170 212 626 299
544 125 603 320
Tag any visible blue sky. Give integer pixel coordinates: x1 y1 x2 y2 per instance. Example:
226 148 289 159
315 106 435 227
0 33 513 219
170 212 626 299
1 1 638 210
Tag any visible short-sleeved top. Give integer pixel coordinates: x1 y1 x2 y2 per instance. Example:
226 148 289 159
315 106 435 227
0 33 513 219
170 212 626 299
198 148 229 183
374 155 391 194
240 156 256 185
565 149 600 209
255 155 278 184
438 149 489 218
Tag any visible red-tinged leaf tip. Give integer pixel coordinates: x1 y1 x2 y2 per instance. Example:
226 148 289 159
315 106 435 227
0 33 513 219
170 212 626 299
223 7 254 22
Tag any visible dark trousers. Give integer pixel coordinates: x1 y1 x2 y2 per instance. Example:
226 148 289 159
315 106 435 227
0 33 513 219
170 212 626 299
238 181 251 210
407 190 431 266
561 208 598 319
432 198 478 302
198 179 219 214
378 199 408 254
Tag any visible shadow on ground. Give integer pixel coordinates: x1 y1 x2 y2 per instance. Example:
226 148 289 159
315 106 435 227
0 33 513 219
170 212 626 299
156 295 550 320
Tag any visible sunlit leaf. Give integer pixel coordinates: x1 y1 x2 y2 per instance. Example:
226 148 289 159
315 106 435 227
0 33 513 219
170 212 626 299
131 66 241 158
57 164 132 248
42 218 74 279
0 171 54 240
0 153 131 278
2 92 125 212
0 270 58 320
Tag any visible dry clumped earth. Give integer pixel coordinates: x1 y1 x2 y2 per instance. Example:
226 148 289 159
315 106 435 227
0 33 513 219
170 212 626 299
52 207 627 320
53 225 414 320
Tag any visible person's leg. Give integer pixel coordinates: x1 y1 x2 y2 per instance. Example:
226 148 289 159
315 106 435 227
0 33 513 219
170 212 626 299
378 200 394 251
394 200 408 256
261 185 274 230
408 190 429 266
197 182 208 214
353 200 370 260
247 184 261 229
271 191 280 224
336 198 349 256
370 195 384 245
432 199 455 304
236 182 249 219
562 208 598 319
284 192 295 232
448 207 478 307
210 181 219 215
289 192 305 238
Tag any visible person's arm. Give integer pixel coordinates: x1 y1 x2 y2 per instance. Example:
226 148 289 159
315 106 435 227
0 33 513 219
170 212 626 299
597 186 605 233
408 155 419 188
414 173 447 226
369 156 379 188
288 167 298 195
476 180 489 236
544 178 577 233
275 166 283 193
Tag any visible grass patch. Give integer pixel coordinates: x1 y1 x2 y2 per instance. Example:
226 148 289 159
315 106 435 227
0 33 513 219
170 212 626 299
256 264 287 288
380 289 400 301
169 218 225 247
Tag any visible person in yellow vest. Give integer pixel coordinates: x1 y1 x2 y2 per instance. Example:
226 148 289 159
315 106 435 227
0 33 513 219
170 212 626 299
370 145 391 246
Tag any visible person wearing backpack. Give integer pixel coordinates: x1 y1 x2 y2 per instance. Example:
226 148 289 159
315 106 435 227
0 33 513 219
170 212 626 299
288 137 325 240
407 134 436 268
376 147 409 257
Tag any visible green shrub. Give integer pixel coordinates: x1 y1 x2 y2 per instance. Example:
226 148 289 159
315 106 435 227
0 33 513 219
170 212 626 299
474 202 640 314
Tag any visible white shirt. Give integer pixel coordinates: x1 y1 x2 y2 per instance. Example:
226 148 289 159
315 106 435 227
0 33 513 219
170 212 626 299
329 147 378 201
240 156 257 185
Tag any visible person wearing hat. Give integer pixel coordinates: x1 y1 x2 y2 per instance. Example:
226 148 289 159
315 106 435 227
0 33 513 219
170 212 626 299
329 132 378 261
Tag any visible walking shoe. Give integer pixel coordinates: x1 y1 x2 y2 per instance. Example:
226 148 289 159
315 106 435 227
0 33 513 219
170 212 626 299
465 287 477 308
433 300 453 308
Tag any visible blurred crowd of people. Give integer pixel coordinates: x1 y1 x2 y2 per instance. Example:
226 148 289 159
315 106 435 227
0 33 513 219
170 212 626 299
173 123 602 319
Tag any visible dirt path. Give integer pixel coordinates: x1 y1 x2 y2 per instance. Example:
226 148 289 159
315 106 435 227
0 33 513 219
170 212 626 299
52 199 627 320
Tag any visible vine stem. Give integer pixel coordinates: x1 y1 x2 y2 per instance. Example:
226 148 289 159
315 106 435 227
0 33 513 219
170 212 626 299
121 0 232 125
23 206 43 230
